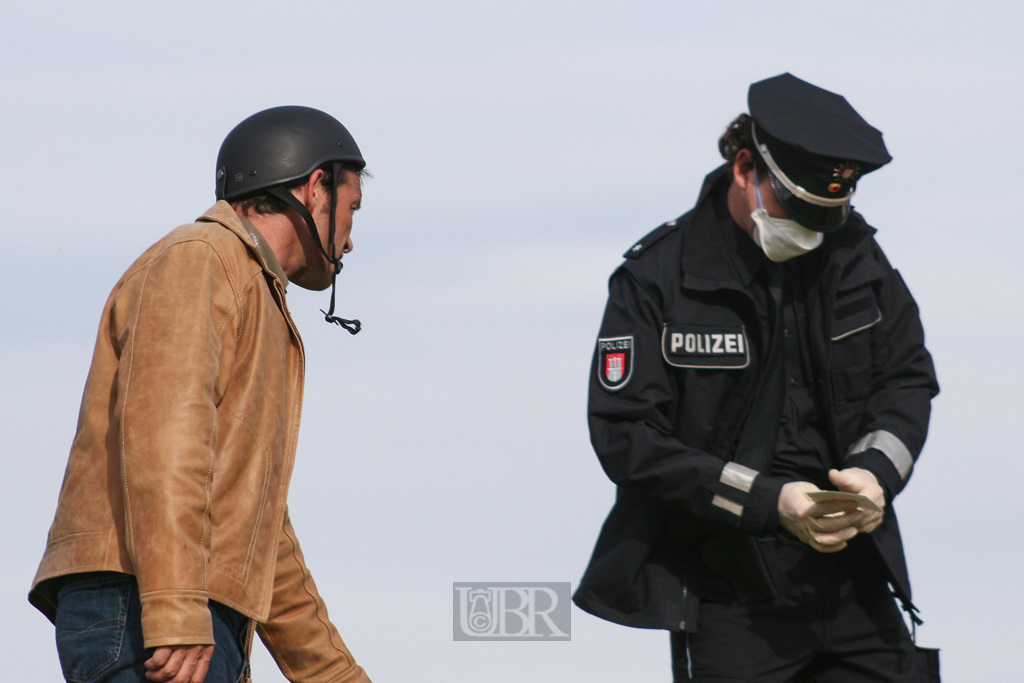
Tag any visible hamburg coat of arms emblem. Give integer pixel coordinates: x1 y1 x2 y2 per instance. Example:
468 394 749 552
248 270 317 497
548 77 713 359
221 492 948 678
597 336 634 391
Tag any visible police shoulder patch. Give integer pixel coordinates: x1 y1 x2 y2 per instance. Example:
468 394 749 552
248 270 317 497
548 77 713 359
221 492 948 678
597 336 634 391
661 324 750 369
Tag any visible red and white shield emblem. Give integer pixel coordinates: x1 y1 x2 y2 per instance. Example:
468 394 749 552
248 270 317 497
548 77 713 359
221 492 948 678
606 353 625 383
597 336 633 391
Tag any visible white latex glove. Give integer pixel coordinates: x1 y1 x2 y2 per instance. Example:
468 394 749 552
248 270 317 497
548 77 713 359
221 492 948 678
828 467 886 534
778 481 861 553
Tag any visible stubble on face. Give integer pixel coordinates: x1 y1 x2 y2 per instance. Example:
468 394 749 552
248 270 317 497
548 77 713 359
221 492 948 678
300 171 362 290
322 171 362 259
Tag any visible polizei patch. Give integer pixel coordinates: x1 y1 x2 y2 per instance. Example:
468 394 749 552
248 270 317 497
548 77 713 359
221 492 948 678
661 324 750 369
597 336 634 391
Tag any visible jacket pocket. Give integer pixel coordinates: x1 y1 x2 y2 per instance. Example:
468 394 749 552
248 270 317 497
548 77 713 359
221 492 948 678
832 366 872 403
830 283 880 404
56 573 132 683
210 409 276 582
831 286 881 341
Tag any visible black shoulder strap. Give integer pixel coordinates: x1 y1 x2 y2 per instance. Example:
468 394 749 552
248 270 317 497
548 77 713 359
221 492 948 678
623 217 683 259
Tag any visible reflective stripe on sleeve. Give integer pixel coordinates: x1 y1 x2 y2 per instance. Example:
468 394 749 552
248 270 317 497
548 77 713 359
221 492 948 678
711 494 744 517
720 462 758 493
847 430 914 480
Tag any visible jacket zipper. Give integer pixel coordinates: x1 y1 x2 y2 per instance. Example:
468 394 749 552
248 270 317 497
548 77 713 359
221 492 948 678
817 264 843 459
242 619 255 683
679 583 689 632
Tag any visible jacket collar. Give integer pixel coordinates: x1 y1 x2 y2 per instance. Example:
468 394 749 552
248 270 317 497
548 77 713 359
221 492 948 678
197 201 289 291
681 165 879 292
681 165 765 291
810 213 880 290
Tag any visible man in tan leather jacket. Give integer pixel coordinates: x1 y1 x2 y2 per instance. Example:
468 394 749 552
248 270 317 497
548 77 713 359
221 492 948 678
30 107 373 683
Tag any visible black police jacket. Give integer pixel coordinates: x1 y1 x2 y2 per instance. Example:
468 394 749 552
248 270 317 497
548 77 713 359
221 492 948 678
573 167 938 631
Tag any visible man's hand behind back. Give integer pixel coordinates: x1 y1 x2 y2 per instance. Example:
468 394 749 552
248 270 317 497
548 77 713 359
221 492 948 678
145 644 215 683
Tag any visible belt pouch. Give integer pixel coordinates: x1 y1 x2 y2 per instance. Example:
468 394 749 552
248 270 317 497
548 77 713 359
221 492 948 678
697 529 776 602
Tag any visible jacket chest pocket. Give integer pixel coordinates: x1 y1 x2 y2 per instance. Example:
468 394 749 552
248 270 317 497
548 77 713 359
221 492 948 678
830 282 881 402
831 285 881 342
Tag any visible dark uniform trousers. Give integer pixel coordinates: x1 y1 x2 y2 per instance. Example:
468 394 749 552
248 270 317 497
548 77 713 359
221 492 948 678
671 536 921 682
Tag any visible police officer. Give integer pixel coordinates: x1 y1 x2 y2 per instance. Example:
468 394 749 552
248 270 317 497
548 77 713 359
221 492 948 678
573 74 939 681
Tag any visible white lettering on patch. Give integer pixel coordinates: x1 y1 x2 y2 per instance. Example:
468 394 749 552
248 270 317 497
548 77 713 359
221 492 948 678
661 325 750 369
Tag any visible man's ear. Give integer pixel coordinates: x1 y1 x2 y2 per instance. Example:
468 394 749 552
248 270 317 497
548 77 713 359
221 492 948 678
293 169 326 211
732 148 753 190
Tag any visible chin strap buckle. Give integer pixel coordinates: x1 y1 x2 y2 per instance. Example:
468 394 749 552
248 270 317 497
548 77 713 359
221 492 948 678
321 310 361 334
320 257 361 334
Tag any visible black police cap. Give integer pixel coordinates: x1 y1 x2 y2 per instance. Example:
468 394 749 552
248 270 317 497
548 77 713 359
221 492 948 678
748 73 891 232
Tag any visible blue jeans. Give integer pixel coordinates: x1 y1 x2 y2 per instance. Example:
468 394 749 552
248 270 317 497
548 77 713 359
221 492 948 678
55 572 250 683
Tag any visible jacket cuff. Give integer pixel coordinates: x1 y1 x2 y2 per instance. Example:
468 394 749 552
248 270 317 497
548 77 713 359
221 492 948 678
708 463 785 536
139 590 214 649
844 448 900 503
745 474 784 535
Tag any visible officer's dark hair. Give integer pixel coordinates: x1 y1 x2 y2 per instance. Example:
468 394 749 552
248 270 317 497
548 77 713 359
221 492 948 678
236 162 369 216
719 114 768 175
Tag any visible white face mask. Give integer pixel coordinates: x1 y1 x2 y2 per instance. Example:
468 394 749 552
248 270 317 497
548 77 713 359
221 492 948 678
749 169 823 262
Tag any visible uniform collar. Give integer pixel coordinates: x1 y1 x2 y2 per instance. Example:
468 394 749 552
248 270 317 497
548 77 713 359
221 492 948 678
197 201 290 291
713 180 766 288
682 165 878 290
681 166 766 291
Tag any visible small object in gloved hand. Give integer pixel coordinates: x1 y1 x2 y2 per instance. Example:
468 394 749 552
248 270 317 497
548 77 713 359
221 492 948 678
805 490 881 513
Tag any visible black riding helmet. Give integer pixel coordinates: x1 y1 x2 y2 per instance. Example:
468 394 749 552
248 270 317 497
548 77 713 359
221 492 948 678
216 106 366 333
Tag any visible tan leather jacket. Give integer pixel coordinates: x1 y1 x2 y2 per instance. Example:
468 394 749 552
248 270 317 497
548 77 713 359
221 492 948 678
30 202 370 683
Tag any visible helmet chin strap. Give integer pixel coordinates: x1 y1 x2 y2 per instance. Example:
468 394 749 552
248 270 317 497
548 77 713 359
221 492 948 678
265 166 361 334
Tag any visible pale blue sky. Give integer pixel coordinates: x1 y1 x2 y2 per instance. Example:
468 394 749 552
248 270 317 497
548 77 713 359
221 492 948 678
2 2 1021 680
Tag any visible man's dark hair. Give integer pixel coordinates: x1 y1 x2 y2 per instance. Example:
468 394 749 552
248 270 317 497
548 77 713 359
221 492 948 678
718 114 768 175
236 162 369 216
